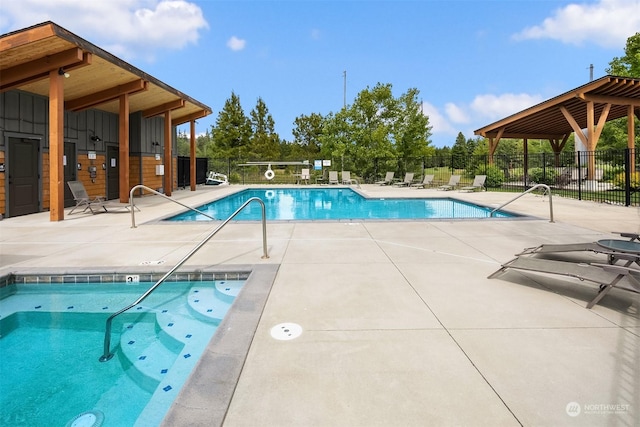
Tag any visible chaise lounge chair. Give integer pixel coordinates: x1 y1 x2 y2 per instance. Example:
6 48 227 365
393 172 415 187
298 168 310 184
488 256 640 309
328 171 339 185
67 181 108 214
437 175 460 191
341 171 357 185
411 174 434 188
459 175 486 192
517 233 640 266
375 172 395 185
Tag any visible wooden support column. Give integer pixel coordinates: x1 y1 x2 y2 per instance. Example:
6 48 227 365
119 93 130 202
487 127 504 165
629 105 636 173
49 69 64 221
523 138 528 183
190 120 196 191
586 101 597 180
164 111 172 196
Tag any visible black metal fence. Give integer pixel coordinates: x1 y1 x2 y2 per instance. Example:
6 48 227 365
206 148 639 206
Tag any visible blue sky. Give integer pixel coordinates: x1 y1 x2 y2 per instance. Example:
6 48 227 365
1 0 639 147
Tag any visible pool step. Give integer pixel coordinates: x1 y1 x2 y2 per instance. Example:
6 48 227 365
118 319 181 393
187 283 237 323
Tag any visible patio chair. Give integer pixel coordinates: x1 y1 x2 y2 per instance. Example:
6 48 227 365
328 171 339 185
67 181 108 214
393 172 415 187
488 256 640 309
375 171 395 185
517 233 640 266
437 175 460 191
411 174 435 188
298 168 310 184
459 175 486 192
341 171 357 185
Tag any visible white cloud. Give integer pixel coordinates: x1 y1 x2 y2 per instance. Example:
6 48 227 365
0 0 208 60
311 28 321 40
469 93 543 121
444 102 469 124
421 101 456 136
227 36 247 51
513 0 640 48
423 92 543 146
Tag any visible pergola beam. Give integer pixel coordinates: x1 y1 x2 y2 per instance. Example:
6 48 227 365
143 99 185 118
0 48 91 92
172 109 210 126
66 79 148 112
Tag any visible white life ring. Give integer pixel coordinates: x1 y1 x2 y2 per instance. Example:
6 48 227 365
264 168 275 180
265 190 275 199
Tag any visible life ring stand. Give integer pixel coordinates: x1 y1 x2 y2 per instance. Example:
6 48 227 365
264 166 275 180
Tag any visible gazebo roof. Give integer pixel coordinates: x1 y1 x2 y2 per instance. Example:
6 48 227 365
0 21 211 125
474 75 640 141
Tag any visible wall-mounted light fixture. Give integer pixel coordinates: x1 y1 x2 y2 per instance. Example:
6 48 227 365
89 130 101 143
58 68 70 78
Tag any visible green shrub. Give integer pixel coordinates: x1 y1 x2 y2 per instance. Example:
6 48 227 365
613 172 640 190
603 165 624 181
474 165 505 188
229 172 241 183
528 167 558 186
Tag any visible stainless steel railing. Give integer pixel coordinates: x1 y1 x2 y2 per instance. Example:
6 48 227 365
128 184 218 227
490 184 554 222
99 196 268 362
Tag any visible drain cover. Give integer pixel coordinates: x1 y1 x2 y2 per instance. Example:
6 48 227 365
270 323 302 340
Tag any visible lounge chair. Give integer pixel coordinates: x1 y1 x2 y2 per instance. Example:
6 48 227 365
411 174 434 188
298 168 310 184
67 181 108 214
488 256 640 308
328 171 339 185
517 233 640 266
341 171 359 186
437 175 460 191
375 172 395 185
459 175 486 192
393 172 415 187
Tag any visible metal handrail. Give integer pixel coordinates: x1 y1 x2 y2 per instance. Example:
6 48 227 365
490 184 554 222
128 184 217 228
99 197 268 362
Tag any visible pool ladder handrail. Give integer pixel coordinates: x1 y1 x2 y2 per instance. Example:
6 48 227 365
489 183 554 222
128 184 218 228
99 196 269 362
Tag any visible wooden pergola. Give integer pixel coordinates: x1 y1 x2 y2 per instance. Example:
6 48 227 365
0 21 212 221
474 76 640 178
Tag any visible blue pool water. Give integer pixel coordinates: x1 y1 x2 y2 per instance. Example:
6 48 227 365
169 188 516 221
0 280 243 427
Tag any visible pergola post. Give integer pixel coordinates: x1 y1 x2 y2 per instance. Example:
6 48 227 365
629 105 636 173
190 120 196 191
119 93 130 203
164 111 172 196
48 69 65 221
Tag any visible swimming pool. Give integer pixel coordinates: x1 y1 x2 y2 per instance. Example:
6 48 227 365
0 278 244 427
168 188 516 221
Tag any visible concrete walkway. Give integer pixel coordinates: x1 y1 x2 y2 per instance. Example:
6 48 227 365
1 184 638 426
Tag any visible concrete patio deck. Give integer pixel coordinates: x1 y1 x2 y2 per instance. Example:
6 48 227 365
1 184 638 426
